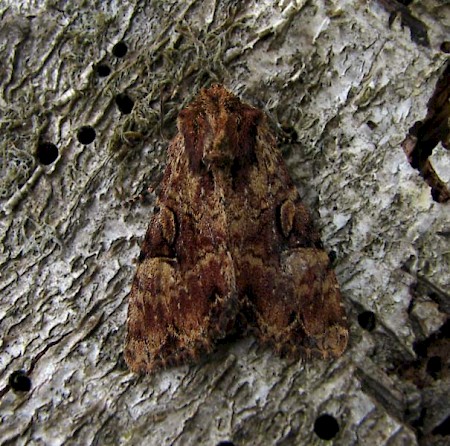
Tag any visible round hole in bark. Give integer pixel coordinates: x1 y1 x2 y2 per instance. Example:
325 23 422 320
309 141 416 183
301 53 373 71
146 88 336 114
314 414 340 440
115 93 134 114
9 370 32 392
36 142 58 165
95 64 111 77
112 41 127 58
77 126 96 145
358 310 376 331
440 42 450 53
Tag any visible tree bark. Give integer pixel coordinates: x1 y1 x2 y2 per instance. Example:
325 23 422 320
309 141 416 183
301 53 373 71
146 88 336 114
1 1 449 445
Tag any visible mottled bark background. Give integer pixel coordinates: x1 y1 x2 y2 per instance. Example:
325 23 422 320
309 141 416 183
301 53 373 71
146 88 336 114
1 1 449 445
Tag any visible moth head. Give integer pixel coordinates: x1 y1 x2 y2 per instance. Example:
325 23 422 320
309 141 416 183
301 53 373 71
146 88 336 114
178 85 264 172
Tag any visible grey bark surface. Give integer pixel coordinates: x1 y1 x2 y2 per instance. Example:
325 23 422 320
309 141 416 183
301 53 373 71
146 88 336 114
0 1 449 445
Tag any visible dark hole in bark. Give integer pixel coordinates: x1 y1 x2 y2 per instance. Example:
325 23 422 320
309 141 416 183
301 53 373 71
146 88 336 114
358 310 376 331
112 41 127 58
36 142 58 165
95 64 111 77
9 370 32 392
440 42 450 53
77 126 96 145
328 250 337 264
115 93 134 114
314 413 340 440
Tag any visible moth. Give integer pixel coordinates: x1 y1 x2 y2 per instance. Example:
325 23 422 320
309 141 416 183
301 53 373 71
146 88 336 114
125 85 348 373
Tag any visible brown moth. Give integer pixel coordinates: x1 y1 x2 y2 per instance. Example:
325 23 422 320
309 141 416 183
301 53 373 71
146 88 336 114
125 85 348 373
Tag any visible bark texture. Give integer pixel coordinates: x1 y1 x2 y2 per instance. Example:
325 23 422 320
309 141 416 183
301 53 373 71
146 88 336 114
0 1 449 445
